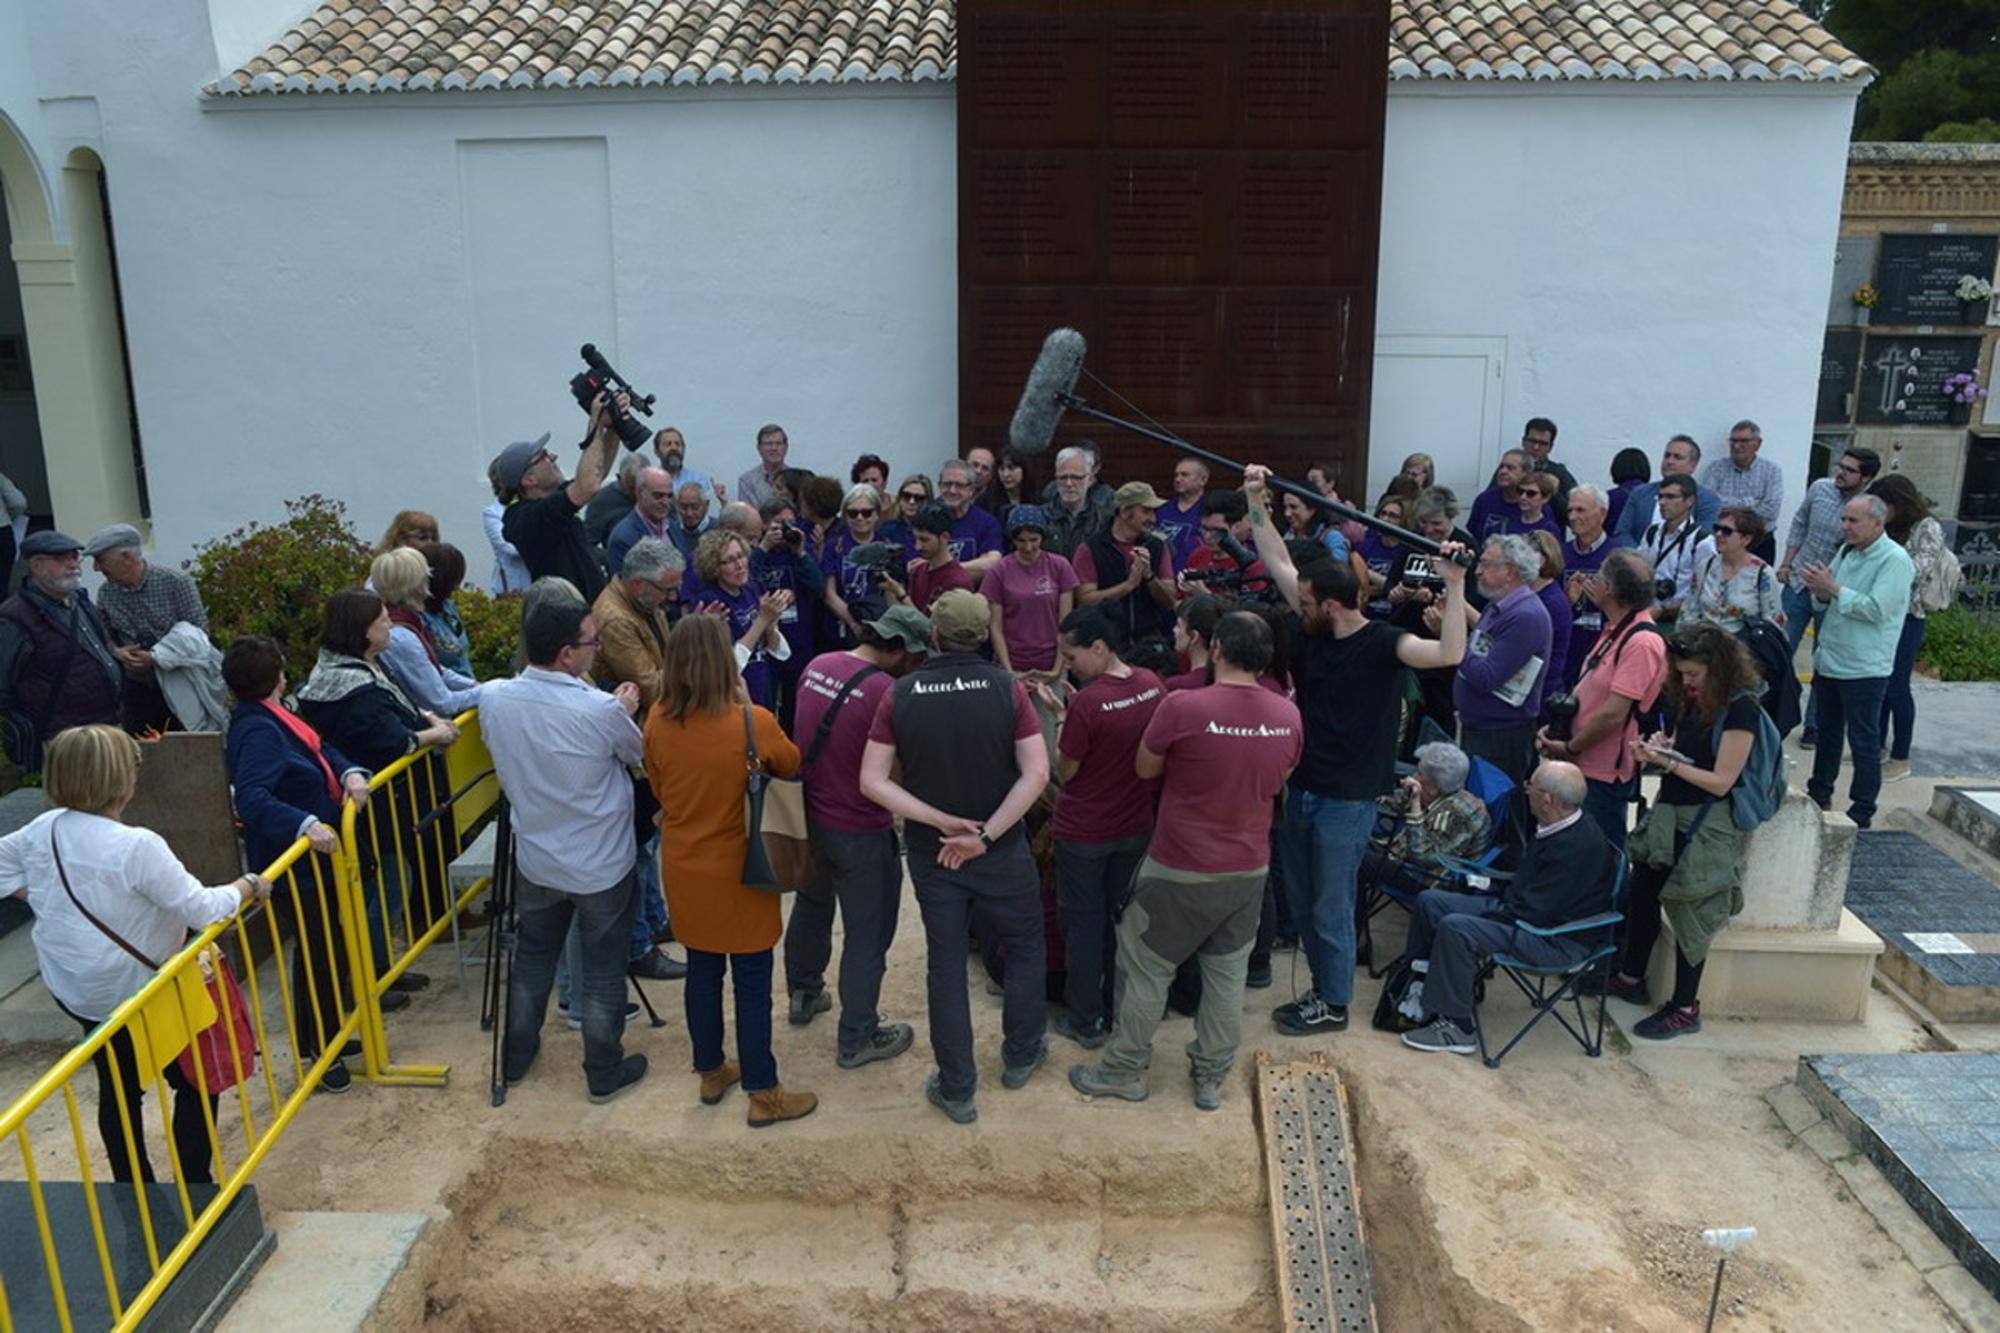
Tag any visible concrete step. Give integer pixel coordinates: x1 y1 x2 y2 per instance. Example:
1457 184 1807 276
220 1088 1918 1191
1933 786 2000 864
1851 823 2000 1023
215 1211 428 1333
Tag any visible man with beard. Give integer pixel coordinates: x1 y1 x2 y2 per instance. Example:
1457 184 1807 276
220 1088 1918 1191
0 531 123 770
1240 465 1469 1037
653 425 716 506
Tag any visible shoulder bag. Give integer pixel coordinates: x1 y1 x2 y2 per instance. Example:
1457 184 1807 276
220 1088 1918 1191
741 705 817 892
54 816 257 1089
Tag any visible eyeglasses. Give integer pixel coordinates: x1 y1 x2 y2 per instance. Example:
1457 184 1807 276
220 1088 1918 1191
571 638 600 649
1714 525 1739 537
899 491 926 503
845 507 877 518
1056 473 1087 483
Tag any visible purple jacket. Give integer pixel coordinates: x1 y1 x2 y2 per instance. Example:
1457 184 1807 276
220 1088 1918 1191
1454 583 1554 730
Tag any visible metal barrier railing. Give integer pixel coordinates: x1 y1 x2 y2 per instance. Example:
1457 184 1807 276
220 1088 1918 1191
0 834 362 1332
0 709 497 1331
339 708 497 1086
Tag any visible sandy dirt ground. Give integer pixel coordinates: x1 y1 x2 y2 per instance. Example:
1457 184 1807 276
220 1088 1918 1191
1 869 1931 1332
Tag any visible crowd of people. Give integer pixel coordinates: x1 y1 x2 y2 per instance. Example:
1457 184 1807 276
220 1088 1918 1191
0 395 1957 1150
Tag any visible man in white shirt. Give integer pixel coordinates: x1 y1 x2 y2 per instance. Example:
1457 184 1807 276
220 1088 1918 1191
482 597 649 1104
1637 475 1714 624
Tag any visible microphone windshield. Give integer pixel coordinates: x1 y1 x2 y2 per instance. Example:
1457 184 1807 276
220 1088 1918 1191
1008 328 1086 457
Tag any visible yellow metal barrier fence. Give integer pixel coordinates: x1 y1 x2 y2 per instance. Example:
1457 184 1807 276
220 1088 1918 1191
0 836 364 1332
0 710 497 1331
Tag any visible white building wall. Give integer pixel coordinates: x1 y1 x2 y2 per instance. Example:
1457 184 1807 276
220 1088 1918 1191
1372 83 1861 539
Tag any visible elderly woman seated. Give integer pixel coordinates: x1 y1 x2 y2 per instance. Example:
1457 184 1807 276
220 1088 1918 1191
1357 741 1493 963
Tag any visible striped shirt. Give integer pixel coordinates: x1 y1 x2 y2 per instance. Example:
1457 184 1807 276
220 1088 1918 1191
1700 455 1784 526
1782 478 1849 591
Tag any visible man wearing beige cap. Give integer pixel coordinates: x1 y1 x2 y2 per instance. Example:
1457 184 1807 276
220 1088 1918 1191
86 524 208 732
1074 480 1178 645
860 588 1049 1124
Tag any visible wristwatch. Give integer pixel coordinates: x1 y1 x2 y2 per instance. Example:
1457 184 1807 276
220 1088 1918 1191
978 829 996 849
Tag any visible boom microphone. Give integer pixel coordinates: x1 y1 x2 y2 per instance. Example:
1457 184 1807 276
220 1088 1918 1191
1008 327 1086 456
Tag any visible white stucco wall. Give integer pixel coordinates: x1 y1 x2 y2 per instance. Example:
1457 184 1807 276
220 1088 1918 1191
1371 83 1860 538
1 0 1860 581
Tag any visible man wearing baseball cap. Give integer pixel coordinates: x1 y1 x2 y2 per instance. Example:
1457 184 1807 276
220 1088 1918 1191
1074 481 1177 646
496 390 630 603
783 604 931 1066
860 589 1049 1123
0 531 123 771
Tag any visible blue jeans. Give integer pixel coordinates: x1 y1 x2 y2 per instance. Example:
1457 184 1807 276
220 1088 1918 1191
684 947 778 1092
1783 585 1823 731
1809 675 1890 827
504 872 637 1089
1879 615 1927 762
1278 788 1375 1007
629 833 666 961
1583 777 1635 856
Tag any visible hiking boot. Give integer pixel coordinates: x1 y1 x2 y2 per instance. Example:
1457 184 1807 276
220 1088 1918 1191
1192 1073 1225 1112
1272 995 1348 1037
837 1023 914 1070
1605 973 1651 1006
1002 1041 1047 1090
747 1084 819 1129
1068 1063 1149 1102
587 1055 648 1104
789 986 832 1027
1052 1012 1109 1050
926 1074 977 1124
629 949 688 982
559 1000 642 1031
698 1060 741 1105
318 1060 353 1094
1632 1003 1702 1041
1401 1016 1477 1055
1245 957 1273 990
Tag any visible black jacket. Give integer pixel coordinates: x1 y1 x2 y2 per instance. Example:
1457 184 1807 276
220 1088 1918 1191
1500 815 1616 929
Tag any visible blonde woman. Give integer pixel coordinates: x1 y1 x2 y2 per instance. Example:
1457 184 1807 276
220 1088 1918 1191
370 547 482 719
2 725 269 1182
645 615 816 1128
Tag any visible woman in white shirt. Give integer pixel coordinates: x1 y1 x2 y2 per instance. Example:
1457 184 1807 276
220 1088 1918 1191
2 726 267 1183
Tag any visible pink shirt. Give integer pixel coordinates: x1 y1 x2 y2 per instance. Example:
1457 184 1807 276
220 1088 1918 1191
980 552 1079 673
1570 614 1670 784
1142 684 1303 875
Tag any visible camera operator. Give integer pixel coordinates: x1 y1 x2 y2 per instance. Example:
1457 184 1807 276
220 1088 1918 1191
1452 534 1554 785
1178 490 1270 596
824 484 906 643
1636 475 1714 626
495 391 628 603
1241 464 1469 1036
1534 548 1667 854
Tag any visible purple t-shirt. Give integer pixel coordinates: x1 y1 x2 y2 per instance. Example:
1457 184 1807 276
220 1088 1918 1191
1453 583 1554 730
948 507 1004 565
1560 533 1631 686
683 574 775 708
826 527 916 602
794 651 898 833
1156 497 1205 568
979 553 1079 673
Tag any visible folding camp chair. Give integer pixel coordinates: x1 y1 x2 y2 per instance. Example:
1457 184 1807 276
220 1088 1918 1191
1358 754 1517 977
1467 852 1629 1069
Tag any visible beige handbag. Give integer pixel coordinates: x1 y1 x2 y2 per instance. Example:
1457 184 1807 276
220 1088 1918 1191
741 705 816 892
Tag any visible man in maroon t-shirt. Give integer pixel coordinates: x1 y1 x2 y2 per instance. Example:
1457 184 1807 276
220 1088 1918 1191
1070 612 1301 1113
782 605 931 1065
1035 607 1165 1049
886 503 974 616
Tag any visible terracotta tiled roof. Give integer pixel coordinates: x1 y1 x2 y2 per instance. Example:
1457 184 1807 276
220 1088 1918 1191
210 0 1866 97
1388 0 1869 82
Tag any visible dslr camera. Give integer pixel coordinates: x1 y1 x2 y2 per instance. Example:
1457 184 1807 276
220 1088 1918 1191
1653 576 1678 604
1544 691 1581 742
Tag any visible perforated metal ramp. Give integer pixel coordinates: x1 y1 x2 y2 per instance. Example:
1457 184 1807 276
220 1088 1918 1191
1255 1052 1377 1331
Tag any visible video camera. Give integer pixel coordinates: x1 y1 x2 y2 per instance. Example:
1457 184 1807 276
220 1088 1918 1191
568 343 657 451
1401 567 1447 593
846 540 902 583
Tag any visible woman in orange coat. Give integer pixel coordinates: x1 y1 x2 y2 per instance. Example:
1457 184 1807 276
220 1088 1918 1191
646 614 817 1128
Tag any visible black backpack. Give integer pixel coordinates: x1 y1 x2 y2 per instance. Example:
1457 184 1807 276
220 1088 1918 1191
1735 615 1801 739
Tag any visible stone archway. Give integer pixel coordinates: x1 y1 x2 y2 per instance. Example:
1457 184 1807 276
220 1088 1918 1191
0 120 144 541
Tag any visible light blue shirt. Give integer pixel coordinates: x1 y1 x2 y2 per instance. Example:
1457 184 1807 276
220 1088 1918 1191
1813 535 1913 680
379 625 482 718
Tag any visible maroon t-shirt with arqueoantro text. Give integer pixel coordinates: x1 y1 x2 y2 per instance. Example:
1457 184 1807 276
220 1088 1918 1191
1142 683 1303 875
1053 668 1166 843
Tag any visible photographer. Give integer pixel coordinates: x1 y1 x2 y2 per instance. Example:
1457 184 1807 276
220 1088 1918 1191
1179 490 1270 596
1241 464 1469 1036
496 391 627 603
1534 548 1667 854
981 507 1079 679
1635 475 1714 626
823 484 906 643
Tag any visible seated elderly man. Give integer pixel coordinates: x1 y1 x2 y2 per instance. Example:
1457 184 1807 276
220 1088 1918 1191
1397 760 1617 1055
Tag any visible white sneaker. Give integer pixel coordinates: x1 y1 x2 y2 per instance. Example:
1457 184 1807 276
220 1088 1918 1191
1883 758 1912 783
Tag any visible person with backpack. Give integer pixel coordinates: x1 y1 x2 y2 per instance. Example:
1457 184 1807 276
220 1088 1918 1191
1868 475 1955 785
1802 494 1912 830
1607 624 1773 1040
1534 548 1669 855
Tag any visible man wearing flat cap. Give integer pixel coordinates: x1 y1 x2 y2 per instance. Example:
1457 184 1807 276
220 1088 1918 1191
86 524 209 732
0 530 122 771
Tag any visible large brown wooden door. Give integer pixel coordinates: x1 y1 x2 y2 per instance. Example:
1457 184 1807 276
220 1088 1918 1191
958 0 1389 498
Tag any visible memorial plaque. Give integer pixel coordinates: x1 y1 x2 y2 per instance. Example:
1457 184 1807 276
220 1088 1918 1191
1874 234 1998 326
1817 328 1861 424
1856 334 1984 425
959 0 1387 484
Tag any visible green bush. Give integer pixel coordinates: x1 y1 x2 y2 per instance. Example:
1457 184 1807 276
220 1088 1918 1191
1918 605 2000 682
185 495 373 685
456 587 522 681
